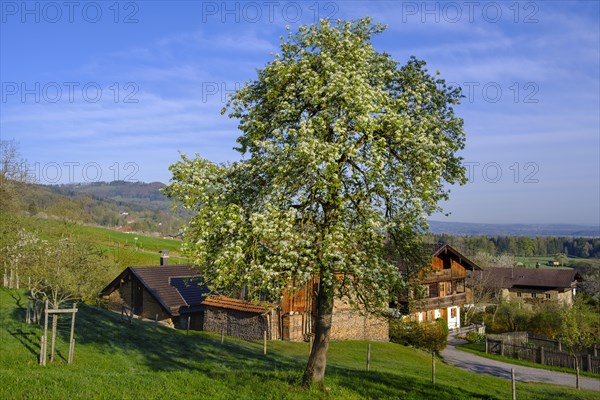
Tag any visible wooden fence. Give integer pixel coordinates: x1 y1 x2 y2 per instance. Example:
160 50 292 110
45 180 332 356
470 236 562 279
486 336 600 373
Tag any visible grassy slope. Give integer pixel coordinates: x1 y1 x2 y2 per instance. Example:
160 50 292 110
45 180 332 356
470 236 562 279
1 290 597 400
22 216 191 267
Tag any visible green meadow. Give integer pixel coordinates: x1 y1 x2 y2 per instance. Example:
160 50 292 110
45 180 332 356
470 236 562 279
1 289 597 400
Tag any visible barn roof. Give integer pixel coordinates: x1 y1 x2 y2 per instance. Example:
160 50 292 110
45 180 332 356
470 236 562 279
99 265 203 316
100 265 271 316
481 268 581 290
200 296 271 314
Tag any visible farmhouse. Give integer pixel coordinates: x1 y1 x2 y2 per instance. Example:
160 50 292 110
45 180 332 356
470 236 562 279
400 244 482 330
100 252 387 342
480 267 581 307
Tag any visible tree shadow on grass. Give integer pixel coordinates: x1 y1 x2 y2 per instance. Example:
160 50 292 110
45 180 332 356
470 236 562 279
327 366 501 400
7 327 40 358
3 291 505 398
64 303 303 375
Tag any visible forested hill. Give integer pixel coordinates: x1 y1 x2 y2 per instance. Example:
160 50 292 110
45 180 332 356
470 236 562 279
51 180 168 202
14 181 188 235
428 220 599 238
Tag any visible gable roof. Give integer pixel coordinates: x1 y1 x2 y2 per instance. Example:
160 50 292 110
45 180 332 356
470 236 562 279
100 265 270 316
100 265 203 316
430 243 482 271
481 268 581 290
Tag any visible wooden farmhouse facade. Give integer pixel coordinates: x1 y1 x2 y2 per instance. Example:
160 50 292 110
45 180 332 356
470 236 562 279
401 244 482 330
281 277 388 342
100 255 387 342
480 268 581 307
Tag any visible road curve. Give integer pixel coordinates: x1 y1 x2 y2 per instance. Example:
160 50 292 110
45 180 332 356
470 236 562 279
441 340 600 392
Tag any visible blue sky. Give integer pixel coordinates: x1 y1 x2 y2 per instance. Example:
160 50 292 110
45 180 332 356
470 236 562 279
1 1 598 225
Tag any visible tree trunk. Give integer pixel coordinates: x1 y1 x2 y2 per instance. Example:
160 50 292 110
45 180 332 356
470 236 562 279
302 277 334 387
575 356 580 389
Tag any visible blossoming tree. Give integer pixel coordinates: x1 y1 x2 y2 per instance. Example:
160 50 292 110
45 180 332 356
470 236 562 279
164 18 467 386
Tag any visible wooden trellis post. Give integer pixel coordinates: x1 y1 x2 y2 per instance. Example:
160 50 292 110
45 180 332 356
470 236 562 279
40 300 48 366
67 303 77 364
39 301 78 366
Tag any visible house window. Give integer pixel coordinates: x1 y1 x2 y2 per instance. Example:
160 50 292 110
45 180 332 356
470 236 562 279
532 293 537 298
429 283 439 298
451 308 457 318
443 258 451 269
427 310 435 321
545 294 551 299
516 292 522 298
456 279 465 293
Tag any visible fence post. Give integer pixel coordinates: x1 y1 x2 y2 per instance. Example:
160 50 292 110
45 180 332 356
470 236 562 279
42 300 48 366
540 347 544 365
155 314 159 327
511 368 516 400
431 351 435 385
68 303 77 365
187 316 191 336
485 338 488 353
366 343 371 372
263 330 267 355
39 336 45 366
500 340 505 357
26 298 31 324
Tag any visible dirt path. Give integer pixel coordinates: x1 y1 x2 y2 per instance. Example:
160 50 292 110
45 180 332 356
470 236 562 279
441 340 600 392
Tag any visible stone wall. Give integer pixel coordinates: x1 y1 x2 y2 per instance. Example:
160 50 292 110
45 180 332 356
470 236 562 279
330 298 388 341
282 314 304 341
502 288 574 308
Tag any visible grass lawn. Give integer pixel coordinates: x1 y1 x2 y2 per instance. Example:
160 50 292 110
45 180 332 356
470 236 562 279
456 343 600 379
1 289 598 399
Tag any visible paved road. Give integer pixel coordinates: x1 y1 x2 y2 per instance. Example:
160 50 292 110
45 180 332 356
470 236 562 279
441 339 600 392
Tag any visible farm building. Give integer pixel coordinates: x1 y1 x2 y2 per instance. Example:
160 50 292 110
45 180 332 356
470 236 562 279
479 267 581 307
100 252 387 342
399 244 483 330
99 253 275 340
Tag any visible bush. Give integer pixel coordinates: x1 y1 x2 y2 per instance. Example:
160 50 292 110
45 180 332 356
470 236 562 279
465 331 485 344
390 318 448 354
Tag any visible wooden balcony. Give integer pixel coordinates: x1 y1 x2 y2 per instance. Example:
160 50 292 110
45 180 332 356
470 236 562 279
411 292 467 312
421 268 466 283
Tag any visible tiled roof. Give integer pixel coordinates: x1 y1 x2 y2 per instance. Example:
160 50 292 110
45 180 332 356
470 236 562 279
482 268 580 289
100 265 271 316
129 265 202 315
201 295 271 314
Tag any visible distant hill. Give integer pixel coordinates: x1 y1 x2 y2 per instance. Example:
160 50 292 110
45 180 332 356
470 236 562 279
428 220 599 237
15 181 189 236
53 181 168 202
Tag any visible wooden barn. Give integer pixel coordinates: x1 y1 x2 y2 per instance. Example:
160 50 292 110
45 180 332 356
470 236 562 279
100 252 388 342
99 254 275 341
